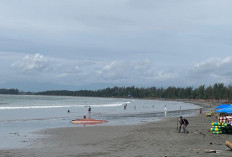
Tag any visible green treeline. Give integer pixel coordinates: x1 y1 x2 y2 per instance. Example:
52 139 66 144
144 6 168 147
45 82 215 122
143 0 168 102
35 83 232 100
0 88 19 94
1 83 232 100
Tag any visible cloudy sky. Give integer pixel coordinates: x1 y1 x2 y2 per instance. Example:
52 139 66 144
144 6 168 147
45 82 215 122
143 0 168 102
0 0 232 91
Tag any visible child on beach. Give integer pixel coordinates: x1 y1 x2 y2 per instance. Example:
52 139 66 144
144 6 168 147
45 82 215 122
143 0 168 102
178 116 189 133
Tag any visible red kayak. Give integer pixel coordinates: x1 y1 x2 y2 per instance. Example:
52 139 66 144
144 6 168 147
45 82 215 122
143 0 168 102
72 119 108 125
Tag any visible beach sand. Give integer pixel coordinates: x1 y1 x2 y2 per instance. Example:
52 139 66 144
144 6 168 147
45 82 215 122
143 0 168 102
1 111 232 157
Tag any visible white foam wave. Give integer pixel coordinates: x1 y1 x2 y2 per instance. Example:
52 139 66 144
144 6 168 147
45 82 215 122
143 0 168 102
0 105 71 110
89 101 130 107
0 102 130 110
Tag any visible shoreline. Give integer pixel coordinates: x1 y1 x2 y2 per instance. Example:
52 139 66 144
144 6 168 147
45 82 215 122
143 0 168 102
2 115 232 156
1 100 231 157
0 98 200 150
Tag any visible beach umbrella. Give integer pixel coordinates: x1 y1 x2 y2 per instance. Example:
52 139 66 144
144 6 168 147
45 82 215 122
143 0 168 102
216 106 232 113
224 107 232 113
215 108 226 113
216 104 229 109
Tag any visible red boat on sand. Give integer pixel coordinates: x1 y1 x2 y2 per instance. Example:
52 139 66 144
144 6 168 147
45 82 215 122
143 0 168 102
72 119 108 125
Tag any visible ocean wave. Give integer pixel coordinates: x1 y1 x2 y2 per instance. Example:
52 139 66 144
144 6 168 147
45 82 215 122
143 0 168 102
0 101 130 110
0 105 71 110
87 101 130 107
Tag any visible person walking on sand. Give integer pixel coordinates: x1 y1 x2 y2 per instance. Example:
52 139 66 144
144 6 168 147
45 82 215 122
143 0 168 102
178 116 189 133
200 108 202 115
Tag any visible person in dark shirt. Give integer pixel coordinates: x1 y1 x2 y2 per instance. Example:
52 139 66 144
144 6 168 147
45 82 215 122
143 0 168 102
88 106 91 113
178 116 189 133
124 104 127 110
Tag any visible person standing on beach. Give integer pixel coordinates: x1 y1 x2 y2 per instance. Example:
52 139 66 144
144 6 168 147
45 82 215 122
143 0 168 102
164 105 167 117
124 103 127 110
178 116 189 133
88 106 91 114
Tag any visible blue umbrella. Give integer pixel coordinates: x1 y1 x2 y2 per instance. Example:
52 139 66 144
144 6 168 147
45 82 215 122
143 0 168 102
215 108 226 113
224 108 232 113
216 106 232 113
216 104 229 109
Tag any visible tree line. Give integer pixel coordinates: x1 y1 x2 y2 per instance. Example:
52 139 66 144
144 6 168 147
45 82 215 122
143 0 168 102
34 83 232 100
1 83 232 100
0 88 19 94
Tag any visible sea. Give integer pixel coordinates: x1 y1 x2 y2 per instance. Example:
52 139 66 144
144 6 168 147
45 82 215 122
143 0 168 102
0 94 200 149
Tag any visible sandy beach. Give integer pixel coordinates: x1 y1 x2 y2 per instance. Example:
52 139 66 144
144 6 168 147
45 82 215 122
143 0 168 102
1 107 232 157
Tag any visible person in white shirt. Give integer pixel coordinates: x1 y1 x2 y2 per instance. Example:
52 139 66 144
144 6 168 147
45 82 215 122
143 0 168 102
164 105 167 117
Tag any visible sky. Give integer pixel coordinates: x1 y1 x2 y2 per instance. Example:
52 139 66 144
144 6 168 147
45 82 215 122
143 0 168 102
0 0 232 91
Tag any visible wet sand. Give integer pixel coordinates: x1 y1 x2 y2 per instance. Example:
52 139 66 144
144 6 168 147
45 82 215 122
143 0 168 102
1 112 232 157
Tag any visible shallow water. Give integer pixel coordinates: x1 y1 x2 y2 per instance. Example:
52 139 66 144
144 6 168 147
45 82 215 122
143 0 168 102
0 95 200 149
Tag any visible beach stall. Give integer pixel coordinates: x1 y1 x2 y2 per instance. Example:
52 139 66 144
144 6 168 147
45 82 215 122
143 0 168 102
212 105 232 134
210 105 232 134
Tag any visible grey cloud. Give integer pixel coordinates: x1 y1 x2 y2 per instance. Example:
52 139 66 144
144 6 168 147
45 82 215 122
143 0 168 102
186 57 232 86
11 53 48 72
192 57 232 75
1 0 232 59
94 60 179 87
97 60 153 81
1 0 232 91
153 71 177 81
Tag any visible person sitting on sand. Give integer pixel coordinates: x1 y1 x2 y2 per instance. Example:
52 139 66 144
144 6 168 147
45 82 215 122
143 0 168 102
178 116 189 133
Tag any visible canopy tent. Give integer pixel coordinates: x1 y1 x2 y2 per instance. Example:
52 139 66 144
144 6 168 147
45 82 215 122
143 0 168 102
216 104 230 109
215 106 232 113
